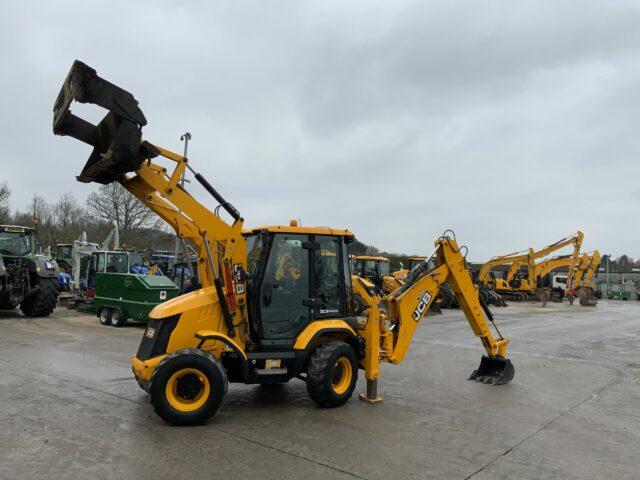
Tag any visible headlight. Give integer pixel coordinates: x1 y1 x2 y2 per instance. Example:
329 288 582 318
45 261 54 270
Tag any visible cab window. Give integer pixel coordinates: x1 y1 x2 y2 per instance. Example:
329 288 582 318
363 260 377 279
378 261 390 276
259 234 310 340
315 236 341 316
245 234 264 275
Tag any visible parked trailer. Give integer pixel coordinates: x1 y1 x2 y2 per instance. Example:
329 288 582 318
91 273 179 327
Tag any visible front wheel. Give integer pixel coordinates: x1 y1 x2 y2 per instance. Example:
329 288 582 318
20 277 59 317
150 349 228 426
306 341 357 408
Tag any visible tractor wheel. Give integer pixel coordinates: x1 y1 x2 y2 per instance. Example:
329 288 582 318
150 349 228 426
110 309 126 327
306 341 357 408
0 299 17 310
98 308 111 325
20 277 59 317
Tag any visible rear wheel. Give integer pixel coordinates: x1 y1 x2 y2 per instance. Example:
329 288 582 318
110 309 126 327
0 299 17 310
99 308 111 326
306 341 357 407
20 277 59 317
150 349 228 426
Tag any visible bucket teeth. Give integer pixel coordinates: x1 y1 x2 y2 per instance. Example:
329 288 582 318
468 355 515 385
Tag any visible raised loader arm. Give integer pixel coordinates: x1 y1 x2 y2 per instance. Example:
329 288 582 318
52 61 248 342
354 233 514 403
583 250 601 286
478 248 535 287
531 232 584 294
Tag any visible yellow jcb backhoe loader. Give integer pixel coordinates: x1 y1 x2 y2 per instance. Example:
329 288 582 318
393 256 428 281
353 255 450 311
52 61 515 426
351 255 398 293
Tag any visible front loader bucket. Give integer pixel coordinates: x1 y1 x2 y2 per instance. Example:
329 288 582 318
469 355 515 385
52 60 151 184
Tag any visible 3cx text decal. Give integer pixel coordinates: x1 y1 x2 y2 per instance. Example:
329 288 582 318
411 291 432 321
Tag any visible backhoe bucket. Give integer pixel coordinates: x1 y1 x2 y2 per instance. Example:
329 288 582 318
52 60 150 184
469 355 514 385
578 287 598 306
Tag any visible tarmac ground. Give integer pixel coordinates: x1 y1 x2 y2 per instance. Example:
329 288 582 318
1 299 639 479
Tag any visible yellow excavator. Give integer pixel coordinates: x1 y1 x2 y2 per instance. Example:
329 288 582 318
53 61 515 426
565 250 601 306
503 232 585 303
477 249 536 301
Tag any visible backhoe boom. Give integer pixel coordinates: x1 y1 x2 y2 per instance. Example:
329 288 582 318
354 235 514 402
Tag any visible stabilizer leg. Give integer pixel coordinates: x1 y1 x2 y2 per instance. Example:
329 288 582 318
359 379 383 404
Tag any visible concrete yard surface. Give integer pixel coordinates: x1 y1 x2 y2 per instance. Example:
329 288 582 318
0 300 639 479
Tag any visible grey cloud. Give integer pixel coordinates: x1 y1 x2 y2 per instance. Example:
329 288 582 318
0 0 638 260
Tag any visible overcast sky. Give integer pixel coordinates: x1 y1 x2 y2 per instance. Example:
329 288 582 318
1 1 639 261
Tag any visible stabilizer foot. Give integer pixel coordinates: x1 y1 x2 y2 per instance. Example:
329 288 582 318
359 393 383 404
359 379 383 404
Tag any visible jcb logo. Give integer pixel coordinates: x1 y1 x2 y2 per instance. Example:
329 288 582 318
411 291 432 321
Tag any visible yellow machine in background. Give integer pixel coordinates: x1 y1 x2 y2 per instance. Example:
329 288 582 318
392 256 428 281
480 232 586 304
505 232 585 303
567 250 601 306
351 255 398 293
53 61 515 425
477 249 536 301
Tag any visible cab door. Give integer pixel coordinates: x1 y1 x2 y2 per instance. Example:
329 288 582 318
259 234 311 340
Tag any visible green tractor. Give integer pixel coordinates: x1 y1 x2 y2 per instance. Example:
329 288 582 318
0 225 60 316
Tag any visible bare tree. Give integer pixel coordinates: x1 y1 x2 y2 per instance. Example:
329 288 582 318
0 182 10 223
52 192 87 242
86 183 159 232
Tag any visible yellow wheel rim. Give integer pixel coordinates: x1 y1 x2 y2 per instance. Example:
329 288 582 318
165 368 211 412
331 357 353 395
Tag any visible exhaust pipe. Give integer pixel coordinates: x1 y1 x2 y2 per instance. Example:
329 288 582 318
52 60 152 184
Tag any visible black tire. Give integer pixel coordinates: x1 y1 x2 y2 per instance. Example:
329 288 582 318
98 307 111 326
0 299 17 310
20 277 59 317
306 341 357 408
150 349 228 426
110 309 126 327
352 294 366 315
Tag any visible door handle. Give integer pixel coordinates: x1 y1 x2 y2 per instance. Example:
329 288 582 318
263 282 273 306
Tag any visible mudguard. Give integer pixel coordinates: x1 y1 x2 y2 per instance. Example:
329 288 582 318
28 255 60 279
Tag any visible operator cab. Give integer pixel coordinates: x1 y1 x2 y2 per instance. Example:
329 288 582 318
352 256 390 290
0 226 35 258
243 224 354 348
